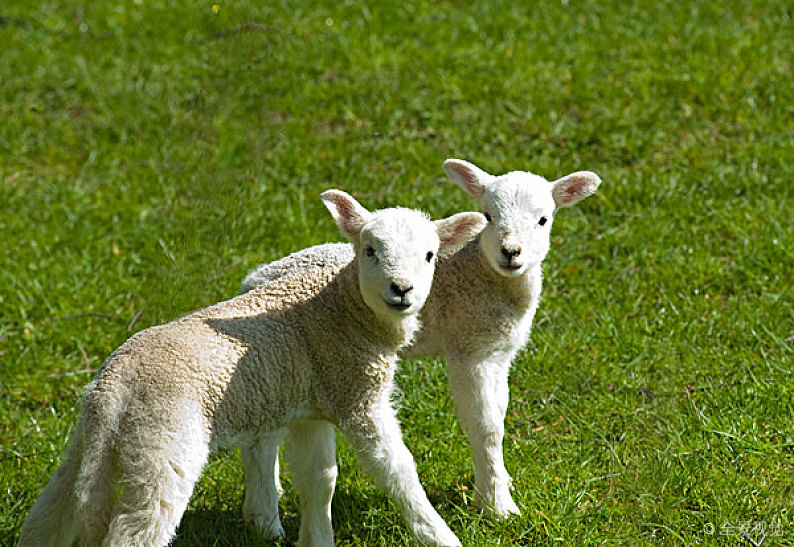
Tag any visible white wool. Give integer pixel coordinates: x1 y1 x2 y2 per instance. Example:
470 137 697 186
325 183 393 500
19 190 484 547
240 160 601 520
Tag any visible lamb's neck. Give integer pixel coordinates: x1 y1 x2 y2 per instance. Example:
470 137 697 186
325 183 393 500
337 262 419 350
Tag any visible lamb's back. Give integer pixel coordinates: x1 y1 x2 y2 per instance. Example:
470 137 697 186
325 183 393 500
94 266 346 439
241 243 354 293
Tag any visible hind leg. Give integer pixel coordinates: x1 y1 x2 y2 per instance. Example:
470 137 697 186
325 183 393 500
76 434 115 546
105 413 210 547
241 430 286 538
285 420 337 547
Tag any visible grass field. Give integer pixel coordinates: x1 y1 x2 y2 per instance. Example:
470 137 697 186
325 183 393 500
1 0 792 544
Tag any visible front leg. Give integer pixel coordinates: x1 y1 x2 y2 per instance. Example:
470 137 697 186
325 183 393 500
446 351 520 517
340 397 461 546
241 431 286 539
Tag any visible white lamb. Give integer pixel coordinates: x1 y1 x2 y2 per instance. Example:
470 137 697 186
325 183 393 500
241 160 601 522
19 190 485 547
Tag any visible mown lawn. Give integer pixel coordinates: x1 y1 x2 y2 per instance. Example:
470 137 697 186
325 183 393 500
1 1 792 544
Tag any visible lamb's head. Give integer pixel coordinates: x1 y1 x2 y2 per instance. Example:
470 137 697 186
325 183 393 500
443 159 601 277
321 190 485 319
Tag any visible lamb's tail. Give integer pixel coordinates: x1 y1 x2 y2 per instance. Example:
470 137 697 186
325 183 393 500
19 381 118 547
18 421 84 547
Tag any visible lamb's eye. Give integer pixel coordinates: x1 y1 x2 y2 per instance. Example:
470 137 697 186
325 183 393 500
484 212 492 222
426 251 434 262
538 216 548 226
365 245 375 257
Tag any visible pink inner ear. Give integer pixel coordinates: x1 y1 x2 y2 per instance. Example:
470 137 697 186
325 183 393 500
446 162 480 186
338 201 356 221
439 213 486 247
461 170 479 186
554 171 600 207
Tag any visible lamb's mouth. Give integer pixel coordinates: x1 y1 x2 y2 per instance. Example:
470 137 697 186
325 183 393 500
386 301 412 312
500 263 523 271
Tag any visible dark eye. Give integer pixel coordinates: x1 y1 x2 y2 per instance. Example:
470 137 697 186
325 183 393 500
365 245 375 257
426 251 434 262
538 216 548 226
484 212 492 222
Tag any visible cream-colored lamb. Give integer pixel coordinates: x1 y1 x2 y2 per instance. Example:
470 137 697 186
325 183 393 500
19 190 485 547
241 160 601 522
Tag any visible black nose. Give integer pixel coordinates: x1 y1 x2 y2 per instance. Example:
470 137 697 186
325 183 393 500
501 247 521 259
390 282 413 297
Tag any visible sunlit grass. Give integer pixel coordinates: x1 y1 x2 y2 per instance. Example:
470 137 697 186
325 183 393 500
1 0 792 544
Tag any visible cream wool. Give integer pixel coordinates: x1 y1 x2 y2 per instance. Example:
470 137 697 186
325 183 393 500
241 160 602 520
19 190 485 547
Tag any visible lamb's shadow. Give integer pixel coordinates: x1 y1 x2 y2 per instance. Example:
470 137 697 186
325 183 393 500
173 481 473 546
173 508 288 546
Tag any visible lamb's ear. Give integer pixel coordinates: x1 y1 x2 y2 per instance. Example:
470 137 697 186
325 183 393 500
321 190 371 240
552 171 602 208
435 212 487 252
442 159 494 200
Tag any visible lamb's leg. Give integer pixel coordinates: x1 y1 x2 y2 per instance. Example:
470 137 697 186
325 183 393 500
105 415 209 546
341 400 461 546
446 352 520 517
241 432 285 539
286 420 337 547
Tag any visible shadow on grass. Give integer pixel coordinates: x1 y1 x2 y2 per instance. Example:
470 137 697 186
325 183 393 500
173 508 292 546
171 484 503 546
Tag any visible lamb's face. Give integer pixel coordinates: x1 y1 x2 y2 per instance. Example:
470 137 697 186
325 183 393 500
442 159 601 279
321 189 486 319
357 209 440 318
479 172 556 277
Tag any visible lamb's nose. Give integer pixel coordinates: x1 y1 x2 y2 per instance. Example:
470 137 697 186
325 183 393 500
390 282 413 298
501 246 521 259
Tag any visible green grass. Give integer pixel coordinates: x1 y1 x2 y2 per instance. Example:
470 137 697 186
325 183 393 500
1 0 792 544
